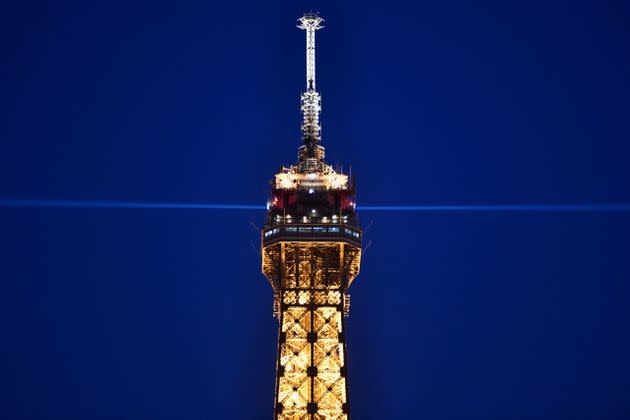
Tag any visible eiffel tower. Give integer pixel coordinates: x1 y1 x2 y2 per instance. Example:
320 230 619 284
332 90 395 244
261 13 362 420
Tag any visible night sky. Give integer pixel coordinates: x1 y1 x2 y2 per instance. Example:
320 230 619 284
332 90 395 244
2 1 630 419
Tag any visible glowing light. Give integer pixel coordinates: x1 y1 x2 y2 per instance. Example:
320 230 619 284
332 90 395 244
275 173 299 189
323 173 348 189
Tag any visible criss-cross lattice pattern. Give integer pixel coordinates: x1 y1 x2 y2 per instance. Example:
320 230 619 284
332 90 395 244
278 307 312 417
312 308 346 418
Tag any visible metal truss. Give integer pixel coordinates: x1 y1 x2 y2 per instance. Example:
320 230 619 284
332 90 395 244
263 242 361 419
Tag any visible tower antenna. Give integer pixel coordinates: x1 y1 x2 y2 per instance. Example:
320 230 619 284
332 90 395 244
297 12 324 90
297 13 325 172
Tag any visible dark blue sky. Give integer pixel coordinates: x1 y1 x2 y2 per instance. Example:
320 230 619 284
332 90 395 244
2 1 630 418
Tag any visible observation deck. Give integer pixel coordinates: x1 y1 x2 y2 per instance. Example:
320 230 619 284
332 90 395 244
262 223 361 248
262 167 361 249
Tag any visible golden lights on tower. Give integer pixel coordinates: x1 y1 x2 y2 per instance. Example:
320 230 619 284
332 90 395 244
261 13 362 419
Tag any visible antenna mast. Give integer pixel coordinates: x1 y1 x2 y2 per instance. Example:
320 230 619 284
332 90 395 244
298 13 324 90
297 13 325 172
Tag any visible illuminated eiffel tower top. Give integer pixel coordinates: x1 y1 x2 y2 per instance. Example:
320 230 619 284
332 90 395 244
261 13 362 419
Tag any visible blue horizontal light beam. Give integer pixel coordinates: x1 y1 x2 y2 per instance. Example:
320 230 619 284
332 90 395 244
358 204 630 212
0 199 265 210
1 199 630 212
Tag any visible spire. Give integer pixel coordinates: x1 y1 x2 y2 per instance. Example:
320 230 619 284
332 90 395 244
297 13 325 172
297 13 324 90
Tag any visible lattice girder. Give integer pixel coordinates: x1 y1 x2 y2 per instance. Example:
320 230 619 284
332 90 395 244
265 241 358 419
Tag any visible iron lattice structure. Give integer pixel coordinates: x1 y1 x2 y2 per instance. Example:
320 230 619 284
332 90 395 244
261 13 362 420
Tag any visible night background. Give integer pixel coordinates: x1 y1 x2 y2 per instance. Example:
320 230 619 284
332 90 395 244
2 1 630 418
